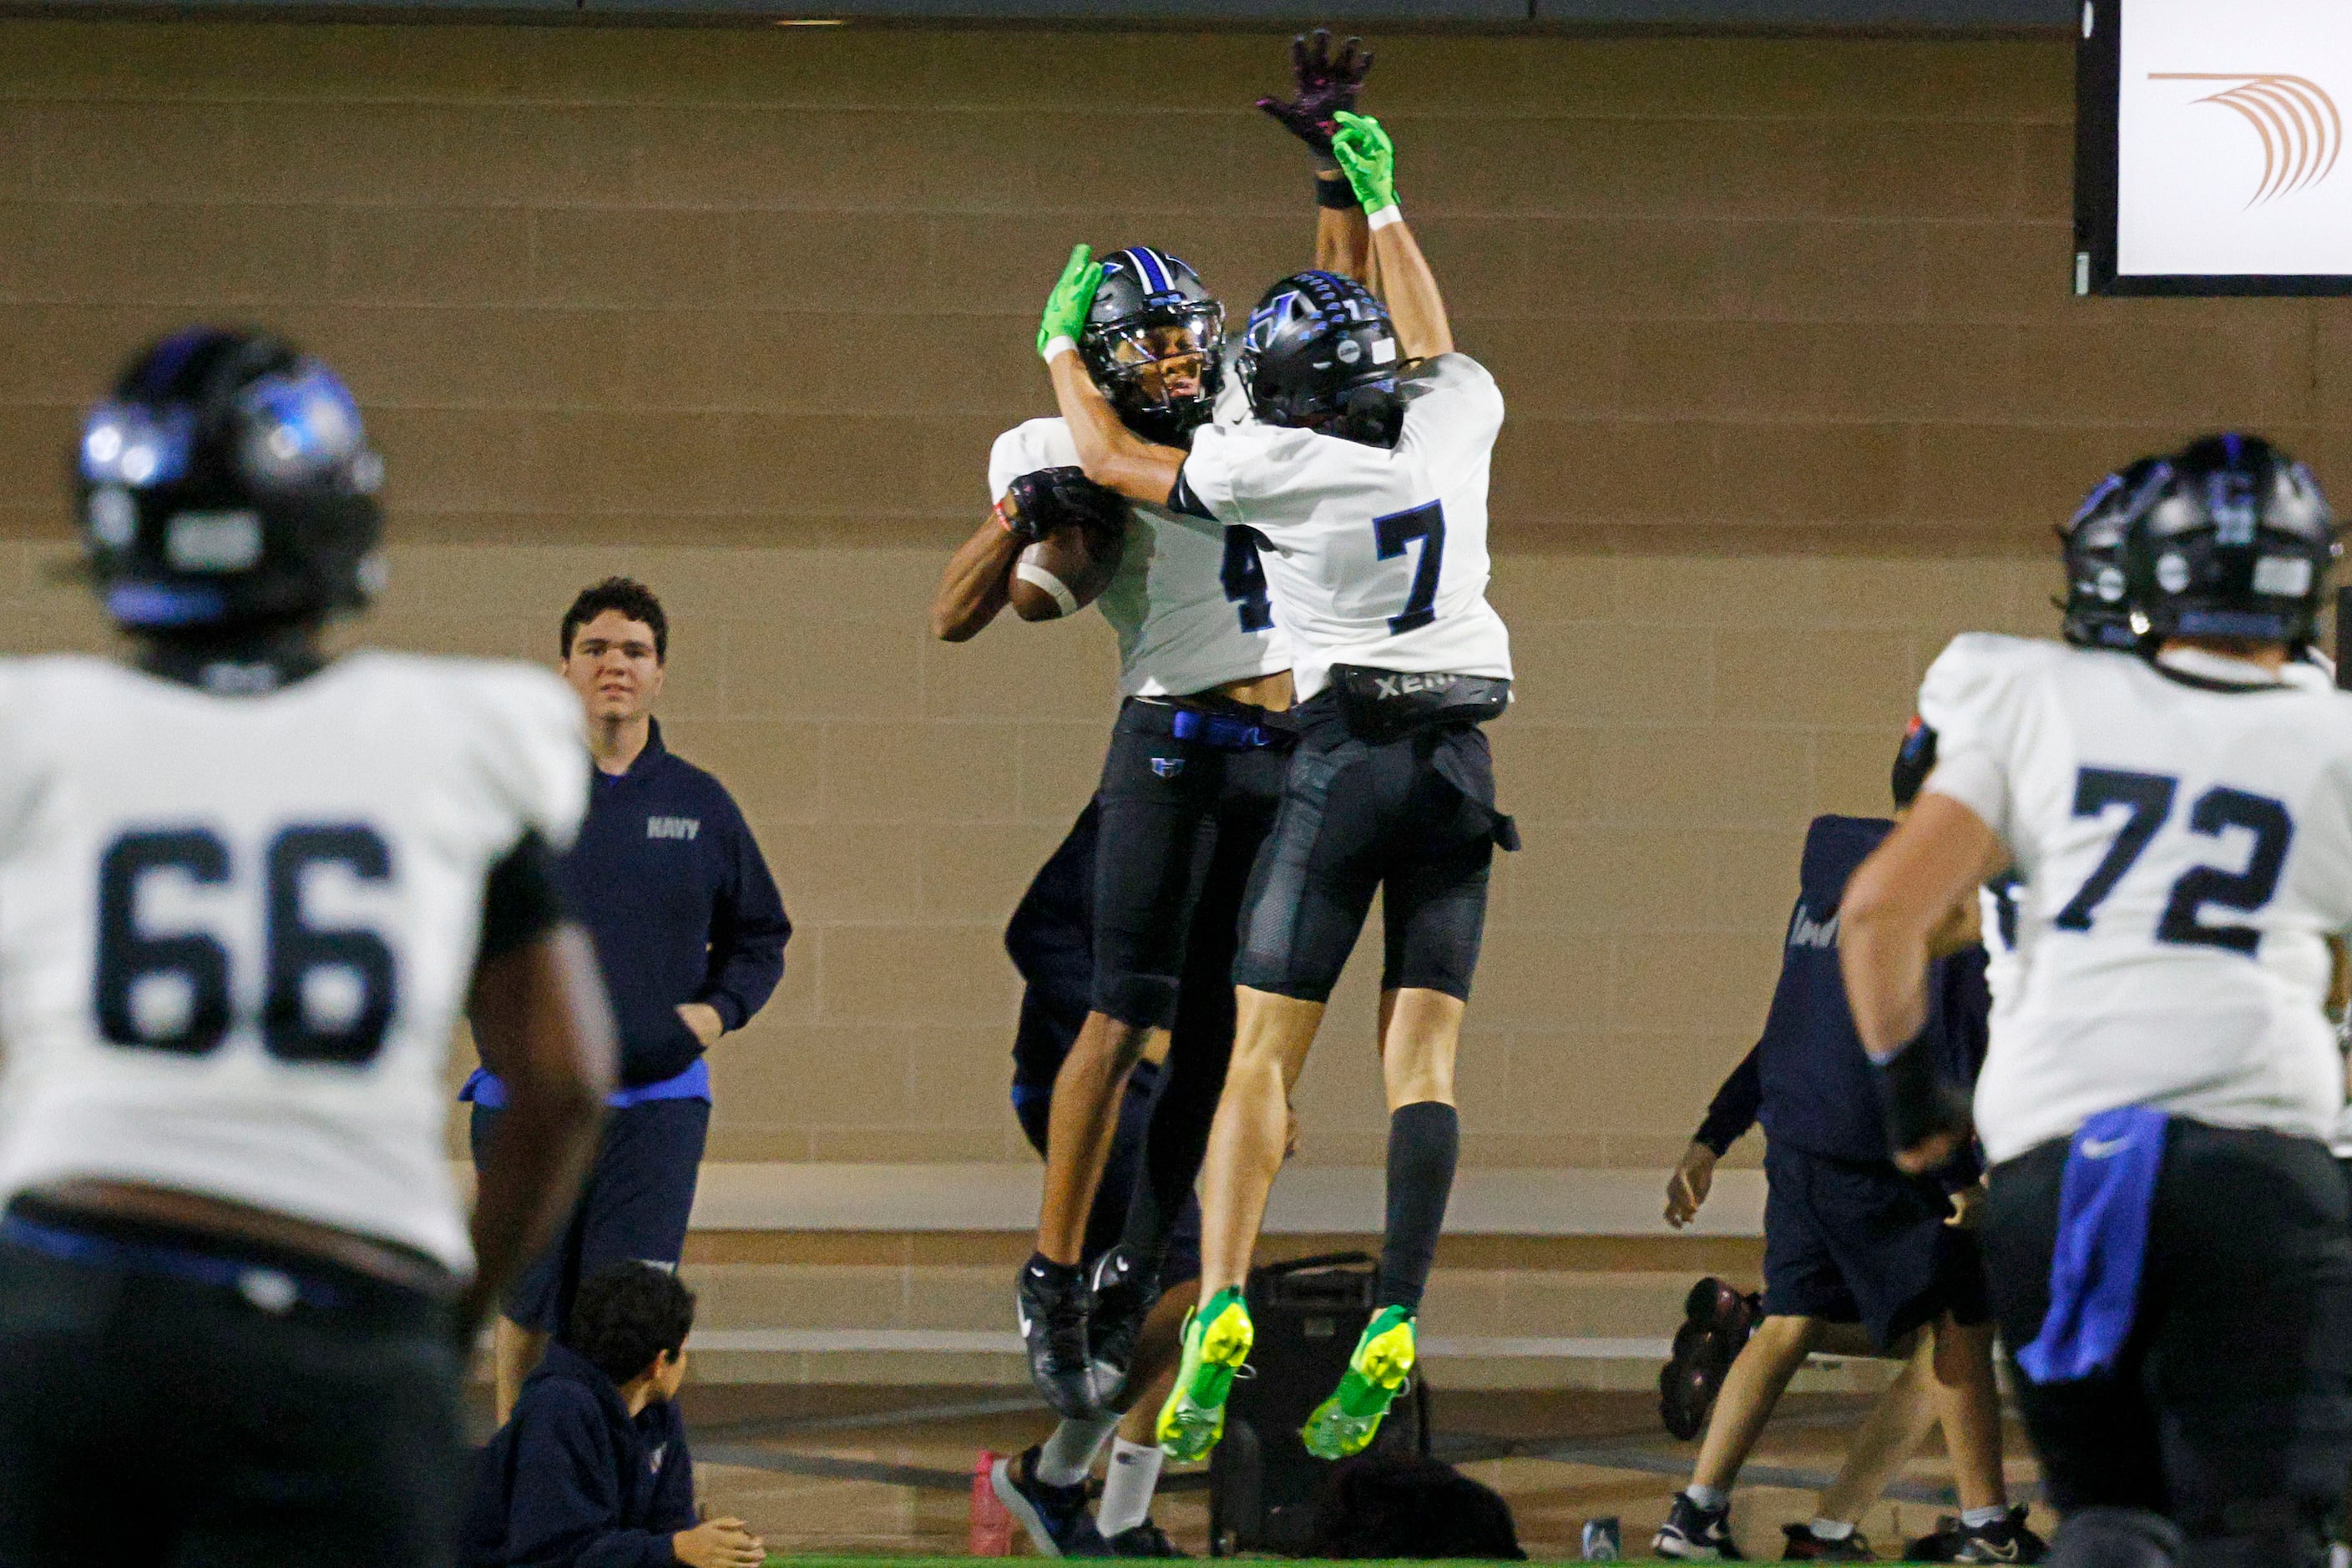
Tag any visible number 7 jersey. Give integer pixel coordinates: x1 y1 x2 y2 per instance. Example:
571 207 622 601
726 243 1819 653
0 651 588 1273
1176 352 1512 701
1920 632 2352 1162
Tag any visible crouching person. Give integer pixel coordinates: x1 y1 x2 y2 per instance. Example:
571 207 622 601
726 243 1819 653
464 1262 766 1568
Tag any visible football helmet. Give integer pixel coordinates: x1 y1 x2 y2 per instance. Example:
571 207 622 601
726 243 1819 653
2122 432 2335 646
2061 457 2167 650
77 328 385 633
1238 270 1403 443
1080 247 1223 445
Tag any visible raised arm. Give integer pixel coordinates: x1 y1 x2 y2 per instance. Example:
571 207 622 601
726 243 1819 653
1332 113 1451 361
1253 29 1377 284
1038 246 1189 507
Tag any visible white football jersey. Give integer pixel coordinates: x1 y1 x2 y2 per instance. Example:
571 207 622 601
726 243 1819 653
989 417 1288 701
1977 875 2024 1027
1920 633 2352 1163
0 652 587 1272
1175 352 1512 701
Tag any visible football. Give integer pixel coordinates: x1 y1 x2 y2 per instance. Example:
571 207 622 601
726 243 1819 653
1009 521 1125 621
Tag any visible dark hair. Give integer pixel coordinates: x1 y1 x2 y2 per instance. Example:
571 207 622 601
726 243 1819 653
1892 716 1938 809
560 577 667 663
569 1261 696 1385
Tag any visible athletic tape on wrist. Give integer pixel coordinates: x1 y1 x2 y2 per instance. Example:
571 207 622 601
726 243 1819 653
1366 204 1403 230
1043 335 1079 362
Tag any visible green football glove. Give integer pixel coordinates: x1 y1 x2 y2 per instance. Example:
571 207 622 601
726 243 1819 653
1331 111 1397 214
1038 244 1103 361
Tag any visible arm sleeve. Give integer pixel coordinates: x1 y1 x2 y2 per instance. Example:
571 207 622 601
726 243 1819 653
1692 1046 1762 1156
1916 635 2026 842
695 791 790 1033
1397 354 1505 468
501 1392 676 1568
476 828 570 966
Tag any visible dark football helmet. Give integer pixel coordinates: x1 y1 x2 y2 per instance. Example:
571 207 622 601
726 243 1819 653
2061 457 2167 650
1238 270 1403 443
1080 247 1224 446
2122 432 2336 646
1891 715 1937 809
77 328 385 633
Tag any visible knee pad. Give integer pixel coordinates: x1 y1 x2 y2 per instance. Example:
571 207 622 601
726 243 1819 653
2051 1509 2186 1568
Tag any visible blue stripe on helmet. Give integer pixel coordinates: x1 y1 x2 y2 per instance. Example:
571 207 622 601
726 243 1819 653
1132 247 1171 292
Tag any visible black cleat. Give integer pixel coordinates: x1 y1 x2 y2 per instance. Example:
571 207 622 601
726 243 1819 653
1106 1520 1188 1557
1780 1522 1876 1560
1655 1492 1745 1560
1908 1507 2046 1564
1019 1254 1100 1418
991 1444 1110 1558
1661 1277 1760 1441
1087 1244 1161 1409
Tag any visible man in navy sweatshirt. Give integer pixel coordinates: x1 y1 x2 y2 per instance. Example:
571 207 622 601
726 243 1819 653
1652 721 2036 1565
468 577 792 1419
464 1262 766 1568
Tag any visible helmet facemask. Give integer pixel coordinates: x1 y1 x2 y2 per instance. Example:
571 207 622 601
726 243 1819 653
2123 436 2339 648
1082 303 1225 446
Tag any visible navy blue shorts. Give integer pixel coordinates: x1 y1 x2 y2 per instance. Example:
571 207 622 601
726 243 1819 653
1014 1060 1203 1293
468 1097 710 1336
1761 1141 1990 1349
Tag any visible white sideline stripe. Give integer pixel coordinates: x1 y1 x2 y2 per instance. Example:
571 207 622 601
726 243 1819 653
676 1164 1767 1237
688 1328 1679 1359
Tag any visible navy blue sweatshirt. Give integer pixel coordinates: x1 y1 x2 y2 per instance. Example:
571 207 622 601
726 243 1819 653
462 1343 697 1568
1692 815 1991 1169
559 720 790 1087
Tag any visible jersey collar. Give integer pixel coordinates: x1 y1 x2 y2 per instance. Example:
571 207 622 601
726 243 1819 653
2150 645 2292 693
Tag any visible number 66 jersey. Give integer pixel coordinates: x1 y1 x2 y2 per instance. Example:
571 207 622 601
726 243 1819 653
1920 632 2352 1164
0 651 588 1274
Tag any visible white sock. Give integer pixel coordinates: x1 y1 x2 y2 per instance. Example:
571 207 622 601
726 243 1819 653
1961 1505 2011 1530
1808 1519 1855 1541
1683 1484 1728 1512
1036 1414 1120 1487
1096 1438 1164 1537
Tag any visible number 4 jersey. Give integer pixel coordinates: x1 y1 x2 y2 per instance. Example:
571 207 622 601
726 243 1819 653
1920 632 2352 1163
0 651 588 1273
1173 352 1511 701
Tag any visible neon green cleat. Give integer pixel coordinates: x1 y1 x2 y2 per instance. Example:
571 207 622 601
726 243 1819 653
1302 1305 1416 1459
1156 1286 1253 1462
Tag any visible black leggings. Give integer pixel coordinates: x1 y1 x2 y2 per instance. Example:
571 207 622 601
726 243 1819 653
1983 1121 2352 1550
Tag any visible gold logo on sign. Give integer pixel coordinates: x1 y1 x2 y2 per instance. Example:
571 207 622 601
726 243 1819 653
2150 73 2343 206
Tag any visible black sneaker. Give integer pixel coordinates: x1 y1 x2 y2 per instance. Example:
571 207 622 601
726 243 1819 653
1909 1507 2046 1564
1654 1492 1744 1560
1087 1244 1161 1409
1661 1277 1760 1441
991 1444 1110 1558
1106 1520 1188 1557
1018 1254 1100 1419
1780 1522 1876 1560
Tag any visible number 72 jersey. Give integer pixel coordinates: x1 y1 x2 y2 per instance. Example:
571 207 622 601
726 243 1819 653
0 652 588 1274
1176 352 1513 702
1920 632 2352 1163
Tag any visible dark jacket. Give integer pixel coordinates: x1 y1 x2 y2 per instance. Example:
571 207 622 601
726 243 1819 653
463 1342 696 1568
1692 814 1991 1171
559 719 790 1085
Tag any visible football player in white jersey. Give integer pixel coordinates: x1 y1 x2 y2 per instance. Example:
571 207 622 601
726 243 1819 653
928 45 1379 1535
0 331 615 1566
1840 435 2352 1568
1034 110 1514 1464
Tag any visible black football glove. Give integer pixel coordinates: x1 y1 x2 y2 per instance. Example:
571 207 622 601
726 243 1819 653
1004 466 1127 544
1873 1032 1973 1173
1257 29 1373 163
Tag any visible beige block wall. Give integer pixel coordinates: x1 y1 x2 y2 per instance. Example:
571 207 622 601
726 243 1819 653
1 19 2344 1171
